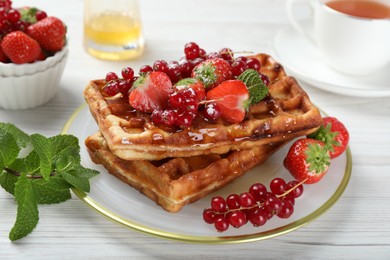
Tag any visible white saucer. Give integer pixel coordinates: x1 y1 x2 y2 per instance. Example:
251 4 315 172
273 26 390 98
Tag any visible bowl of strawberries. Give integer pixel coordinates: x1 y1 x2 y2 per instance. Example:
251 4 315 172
0 3 68 110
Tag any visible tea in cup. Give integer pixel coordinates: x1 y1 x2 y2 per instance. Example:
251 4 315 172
84 0 144 60
286 0 390 75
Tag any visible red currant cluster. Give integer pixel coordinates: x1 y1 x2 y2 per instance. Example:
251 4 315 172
103 67 137 97
0 1 47 38
202 178 304 232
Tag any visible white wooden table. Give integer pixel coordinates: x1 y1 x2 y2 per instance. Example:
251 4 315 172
1 0 389 259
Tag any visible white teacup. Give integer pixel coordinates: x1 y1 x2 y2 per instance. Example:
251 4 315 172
286 0 390 76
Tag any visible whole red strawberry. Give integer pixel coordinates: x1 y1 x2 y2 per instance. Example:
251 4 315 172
27 16 66 52
0 31 41 64
192 58 232 89
283 138 331 184
206 79 249 124
308 117 349 159
129 71 173 113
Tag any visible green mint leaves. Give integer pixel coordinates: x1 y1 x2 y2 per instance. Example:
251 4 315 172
238 69 269 106
0 123 99 241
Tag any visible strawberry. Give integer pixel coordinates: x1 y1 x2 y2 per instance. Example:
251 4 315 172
0 46 9 63
283 138 331 184
0 31 41 64
129 71 173 113
205 80 249 124
308 117 349 159
173 78 206 102
191 58 232 89
27 16 66 52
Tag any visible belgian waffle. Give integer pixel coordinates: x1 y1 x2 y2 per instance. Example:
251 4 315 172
85 131 287 212
83 53 323 160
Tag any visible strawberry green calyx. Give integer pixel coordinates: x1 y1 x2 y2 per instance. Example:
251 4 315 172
238 69 268 106
308 123 340 153
19 7 39 24
193 62 217 88
305 142 331 174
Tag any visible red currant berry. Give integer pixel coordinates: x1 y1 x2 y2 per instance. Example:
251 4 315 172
199 48 206 58
139 65 153 75
175 111 194 127
103 80 119 96
203 102 222 122
203 208 216 224
270 177 286 195
35 10 47 21
161 109 177 126
239 192 255 207
235 56 248 63
167 64 182 84
214 215 229 232
286 180 304 198
153 59 169 74
6 9 20 24
260 73 270 86
105 72 119 82
121 67 134 80
227 211 247 228
248 207 268 227
117 79 132 94
249 183 268 202
281 191 295 206
184 42 200 60
277 201 294 218
151 110 164 125
226 194 241 210
191 57 204 67
265 196 283 216
231 60 247 77
219 47 234 61
169 92 185 109
211 196 227 213
178 58 193 78
246 58 261 71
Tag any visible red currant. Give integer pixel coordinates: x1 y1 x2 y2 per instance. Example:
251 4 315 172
226 194 240 210
105 72 119 82
184 42 200 60
248 207 268 227
219 47 234 61
203 102 222 122
121 67 134 80
239 192 255 207
270 177 286 195
227 211 247 228
260 73 270 86
211 196 227 213
153 59 169 74
277 201 294 218
139 65 153 75
231 60 247 77
35 10 47 21
202 208 216 224
249 183 268 202
6 9 20 24
246 58 261 71
285 180 304 198
214 215 229 232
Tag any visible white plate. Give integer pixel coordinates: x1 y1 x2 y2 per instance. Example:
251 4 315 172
62 104 352 244
273 26 390 97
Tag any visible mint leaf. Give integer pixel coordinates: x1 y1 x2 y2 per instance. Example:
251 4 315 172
30 134 52 180
0 123 30 148
74 165 99 179
0 170 19 195
60 171 91 192
31 177 72 204
55 146 80 172
0 128 20 171
238 69 268 105
50 134 79 158
24 150 40 174
9 174 39 241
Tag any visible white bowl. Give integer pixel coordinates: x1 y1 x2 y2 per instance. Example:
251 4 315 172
0 50 68 110
0 44 68 77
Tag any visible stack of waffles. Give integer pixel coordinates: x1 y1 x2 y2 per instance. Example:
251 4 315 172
83 53 323 212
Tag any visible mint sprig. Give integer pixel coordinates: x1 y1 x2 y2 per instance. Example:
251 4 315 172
238 69 268 106
0 123 99 241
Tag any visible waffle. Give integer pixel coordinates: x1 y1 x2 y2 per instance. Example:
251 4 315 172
83 53 323 160
85 131 287 212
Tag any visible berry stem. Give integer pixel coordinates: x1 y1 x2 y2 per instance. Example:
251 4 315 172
276 179 307 199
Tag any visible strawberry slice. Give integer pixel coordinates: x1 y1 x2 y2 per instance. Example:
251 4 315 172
206 80 249 124
129 71 173 113
191 58 232 89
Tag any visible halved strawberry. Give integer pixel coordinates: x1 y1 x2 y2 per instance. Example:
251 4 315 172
191 58 232 89
205 80 249 123
129 71 173 113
